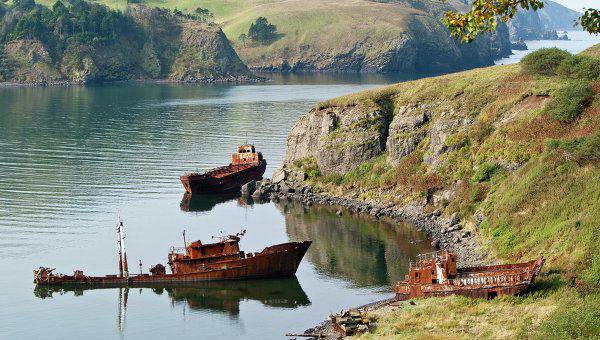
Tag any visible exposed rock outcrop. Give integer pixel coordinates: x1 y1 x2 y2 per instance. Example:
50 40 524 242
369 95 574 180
285 105 389 174
508 0 579 41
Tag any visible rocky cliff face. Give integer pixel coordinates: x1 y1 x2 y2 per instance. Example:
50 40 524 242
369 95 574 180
508 0 580 41
0 5 256 85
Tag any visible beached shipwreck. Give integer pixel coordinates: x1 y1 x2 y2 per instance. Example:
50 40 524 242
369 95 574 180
395 250 544 300
180 144 267 194
34 220 311 286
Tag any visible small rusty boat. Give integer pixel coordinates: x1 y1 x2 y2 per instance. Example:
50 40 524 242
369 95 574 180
34 220 311 286
395 250 544 300
181 144 267 194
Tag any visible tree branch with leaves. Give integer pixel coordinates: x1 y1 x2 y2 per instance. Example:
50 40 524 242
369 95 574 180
442 0 598 42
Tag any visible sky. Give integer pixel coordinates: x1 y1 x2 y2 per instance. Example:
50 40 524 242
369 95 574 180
552 0 597 12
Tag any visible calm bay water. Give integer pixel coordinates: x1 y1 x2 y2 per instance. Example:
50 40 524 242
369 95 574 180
0 75 432 339
1 32 598 338
495 30 600 65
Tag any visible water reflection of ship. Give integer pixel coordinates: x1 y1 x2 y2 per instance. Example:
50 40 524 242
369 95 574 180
180 193 267 212
34 277 310 317
277 201 433 287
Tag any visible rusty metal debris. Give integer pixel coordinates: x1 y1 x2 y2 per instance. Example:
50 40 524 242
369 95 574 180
180 144 266 194
395 250 544 300
330 309 371 336
34 220 311 286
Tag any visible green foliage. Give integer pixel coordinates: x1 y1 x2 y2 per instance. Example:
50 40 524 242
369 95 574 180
443 1 599 42
533 293 600 339
248 16 277 43
140 42 161 78
472 161 499 183
292 157 321 179
442 0 545 43
580 8 599 34
556 54 600 81
193 7 213 22
551 129 600 166
521 48 571 76
1 0 136 48
546 81 594 122
0 44 12 81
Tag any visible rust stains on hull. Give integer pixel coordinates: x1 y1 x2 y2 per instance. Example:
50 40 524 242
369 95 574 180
395 251 544 300
35 241 310 286
34 223 311 286
181 144 267 194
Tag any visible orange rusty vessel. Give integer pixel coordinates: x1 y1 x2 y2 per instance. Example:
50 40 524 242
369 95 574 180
34 221 311 286
395 250 544 300
181 144 267 194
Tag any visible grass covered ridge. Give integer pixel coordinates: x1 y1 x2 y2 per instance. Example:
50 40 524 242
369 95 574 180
288 48 600 338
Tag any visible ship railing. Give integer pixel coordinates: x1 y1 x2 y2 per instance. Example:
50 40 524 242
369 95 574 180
449 272 527 286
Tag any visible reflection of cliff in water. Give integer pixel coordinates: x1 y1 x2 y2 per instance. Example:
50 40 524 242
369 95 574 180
34 277 310 317
278 201 432 287
180 193 264 213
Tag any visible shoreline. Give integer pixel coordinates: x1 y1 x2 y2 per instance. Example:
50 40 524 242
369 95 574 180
252 178 494 338
0 75 266 88
260 182 491 268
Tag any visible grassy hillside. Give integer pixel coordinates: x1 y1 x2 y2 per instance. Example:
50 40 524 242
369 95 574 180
33 0 509 73
283 46 600 337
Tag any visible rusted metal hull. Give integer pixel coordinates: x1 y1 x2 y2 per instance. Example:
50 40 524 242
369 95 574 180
395 257 544 300
35 241 311 286
181 160 267 194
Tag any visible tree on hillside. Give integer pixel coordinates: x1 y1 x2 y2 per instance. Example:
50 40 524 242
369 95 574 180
194 7 213 22
248 17 278 44
442 0 599 42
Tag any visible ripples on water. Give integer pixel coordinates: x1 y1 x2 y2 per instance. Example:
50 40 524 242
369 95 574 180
0 77 436 339
1 33 598 336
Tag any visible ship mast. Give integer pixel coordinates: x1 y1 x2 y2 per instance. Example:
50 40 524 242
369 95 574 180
117 217 129 277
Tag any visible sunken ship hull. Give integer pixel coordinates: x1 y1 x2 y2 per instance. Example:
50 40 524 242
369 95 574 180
181 160 266 195
395 251 544 300
34 241 311 286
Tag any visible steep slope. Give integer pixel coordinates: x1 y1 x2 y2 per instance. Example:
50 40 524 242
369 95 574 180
278 46 600 337
283 48 599 277
35 0 512 74
221 0 511 73
0 3 256 85
508 0 580 40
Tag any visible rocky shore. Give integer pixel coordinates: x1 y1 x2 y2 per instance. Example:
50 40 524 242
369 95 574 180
243 176 490 268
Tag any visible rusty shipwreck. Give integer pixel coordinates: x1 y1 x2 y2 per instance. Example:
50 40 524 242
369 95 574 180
34 220 311 286
181 144 266 194
395 250 544 300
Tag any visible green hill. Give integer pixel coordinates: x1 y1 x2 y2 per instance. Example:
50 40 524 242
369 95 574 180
280 46 600 337
33 0 512 73
0 1 255 84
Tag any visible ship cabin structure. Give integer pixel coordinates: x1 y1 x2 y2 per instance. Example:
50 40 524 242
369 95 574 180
168 234 245 275
408 250 457 285
231 144 263 166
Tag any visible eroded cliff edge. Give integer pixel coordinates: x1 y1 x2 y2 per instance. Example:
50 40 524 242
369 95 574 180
271 46 600 277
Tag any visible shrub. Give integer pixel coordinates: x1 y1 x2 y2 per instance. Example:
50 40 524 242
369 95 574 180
521 48 571 76
248 17 278 44
557 55 600 81
472 161 498 183
546 81 594 122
